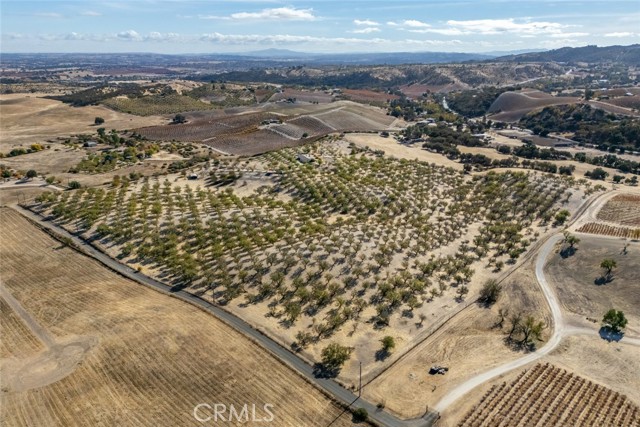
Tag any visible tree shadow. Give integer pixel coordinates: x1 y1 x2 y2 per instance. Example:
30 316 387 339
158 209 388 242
599 326 624 342
375 349 391 361
594 275 614 286
313 363 340 379
560 246 577 258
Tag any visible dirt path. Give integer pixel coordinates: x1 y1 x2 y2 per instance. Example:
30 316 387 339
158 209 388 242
434 190 640 412
0 280 96 393
0 281 55 348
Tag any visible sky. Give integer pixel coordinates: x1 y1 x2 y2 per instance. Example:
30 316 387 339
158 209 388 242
1 0 639 54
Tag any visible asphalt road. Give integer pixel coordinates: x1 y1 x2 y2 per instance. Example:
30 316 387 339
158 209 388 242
14 205 438 427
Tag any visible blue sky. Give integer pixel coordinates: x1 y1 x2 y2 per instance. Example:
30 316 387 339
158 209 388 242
1 1 639 53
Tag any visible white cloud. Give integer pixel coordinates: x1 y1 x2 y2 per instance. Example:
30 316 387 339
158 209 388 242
117 30 142 41
407 28 467 36
604 32 635 37
219 7 316 21
549 32 588 38
354 19 379 26
80 11 102 16
388 19 431 28
350 27 381 34
446 18 568 36
34 12 63 18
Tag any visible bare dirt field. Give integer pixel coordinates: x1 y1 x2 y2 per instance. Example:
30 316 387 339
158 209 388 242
546 236 640 335
0 208 357 427
269 88 333 104
343 133 463 170
0 94 164 150
453 362 639 427
364 255 553 419
342 89 399 105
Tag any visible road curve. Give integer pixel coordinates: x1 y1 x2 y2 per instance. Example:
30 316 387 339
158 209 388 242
12 205 438 427
433 234 565 412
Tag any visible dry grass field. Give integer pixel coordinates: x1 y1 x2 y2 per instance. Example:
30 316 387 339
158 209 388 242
456 363 639 427
0 208 357 427
364 255 553 419
0 94 164 150
546 236 640 336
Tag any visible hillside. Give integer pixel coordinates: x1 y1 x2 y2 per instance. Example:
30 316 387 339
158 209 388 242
497 44 640 66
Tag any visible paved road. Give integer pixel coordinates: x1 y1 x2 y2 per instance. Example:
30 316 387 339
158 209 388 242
13 205 438 427
435 203 640 412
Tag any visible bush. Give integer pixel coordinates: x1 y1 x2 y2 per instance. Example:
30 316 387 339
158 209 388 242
585 167 608 180
352 408 368 423
479 279 502 306
26 169 38 179
68 180 82 189
94 117 105 125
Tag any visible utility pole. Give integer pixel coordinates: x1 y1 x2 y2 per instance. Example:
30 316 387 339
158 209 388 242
359 361 362 397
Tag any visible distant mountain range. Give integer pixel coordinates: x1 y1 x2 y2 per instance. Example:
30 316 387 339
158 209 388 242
497 44 640 65
217 45 640 66
227 48 496 64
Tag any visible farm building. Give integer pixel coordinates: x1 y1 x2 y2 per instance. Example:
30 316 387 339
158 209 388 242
297 154 314 163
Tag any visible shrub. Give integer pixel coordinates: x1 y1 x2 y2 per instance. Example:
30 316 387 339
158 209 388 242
479 279 502 306
68 180 82 189
352 408 368 423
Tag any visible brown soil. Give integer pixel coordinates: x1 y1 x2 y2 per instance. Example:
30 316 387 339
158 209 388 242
0 208 357 427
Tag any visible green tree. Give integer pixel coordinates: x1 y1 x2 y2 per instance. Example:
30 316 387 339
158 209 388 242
26 169 38 180
602 309 627 333
94 117 105 125
380 336 395 353
479 279 502 306
554 209 570 225
564 233 580 248
352 408 368 423
172 114 187 124
519 315 545 347
68 180 81 189
320 342 352 373
600 258 617 278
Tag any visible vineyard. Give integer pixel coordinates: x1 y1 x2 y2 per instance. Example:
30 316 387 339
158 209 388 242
208 129 303 155
458 363 639 427
287 115 336 134
269 88 333 104
312 109 389 131
102 94 216 116
576 222 640 239
596 194 640 227
136 112 282 142
29 142 577 361
342 89 399 105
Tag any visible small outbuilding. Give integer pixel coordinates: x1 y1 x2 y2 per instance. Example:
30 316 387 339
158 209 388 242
297 153 314 164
